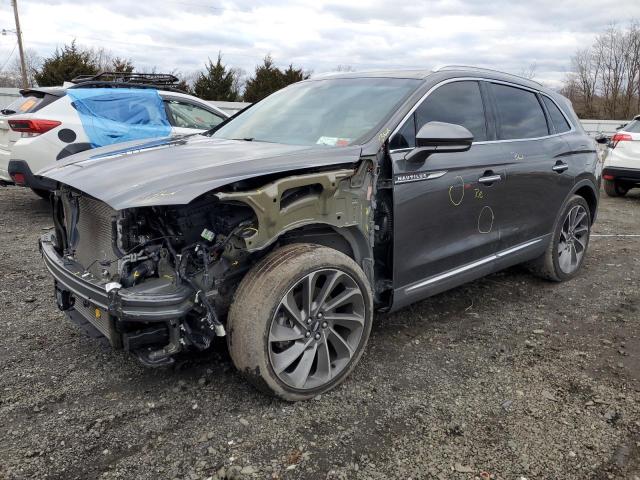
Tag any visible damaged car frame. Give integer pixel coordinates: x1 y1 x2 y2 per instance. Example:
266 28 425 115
39 67 600 400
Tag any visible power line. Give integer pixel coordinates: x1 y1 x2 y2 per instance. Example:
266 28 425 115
0 41 16 72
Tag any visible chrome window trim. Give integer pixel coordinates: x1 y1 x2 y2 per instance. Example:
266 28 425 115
388 77 576 154
403 237 543 295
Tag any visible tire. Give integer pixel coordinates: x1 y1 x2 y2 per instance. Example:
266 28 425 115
527 195 591 282
31 188 51 200
603 179 628 197
227 243 373 401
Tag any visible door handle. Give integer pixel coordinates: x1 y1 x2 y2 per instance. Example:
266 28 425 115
478 174 502 185
552 162 569 173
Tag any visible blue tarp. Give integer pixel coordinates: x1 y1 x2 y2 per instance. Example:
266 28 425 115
66 88 172 148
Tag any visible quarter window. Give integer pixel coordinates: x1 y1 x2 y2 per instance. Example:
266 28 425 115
389 114 416 150
542 96 571 134
491 84 549 139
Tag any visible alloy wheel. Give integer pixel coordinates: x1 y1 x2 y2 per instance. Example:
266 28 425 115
557 205 589 274
268 268 366 390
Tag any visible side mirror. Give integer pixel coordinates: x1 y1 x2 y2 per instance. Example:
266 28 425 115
594 133 609 144
405 121 473 163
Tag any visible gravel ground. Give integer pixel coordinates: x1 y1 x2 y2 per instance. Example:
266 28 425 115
0 185 639 480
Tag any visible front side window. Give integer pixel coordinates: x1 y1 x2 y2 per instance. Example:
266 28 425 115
165 101 224 130
492 84 548 140
542 96 571 134
212 78 420 146
415 81 488 142
389 80 488 149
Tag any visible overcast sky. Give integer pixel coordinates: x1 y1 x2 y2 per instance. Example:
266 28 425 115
1 0 640 88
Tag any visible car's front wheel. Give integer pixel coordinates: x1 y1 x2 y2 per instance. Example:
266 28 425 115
528 195 591 282
227 243 373 401
603 179 628 197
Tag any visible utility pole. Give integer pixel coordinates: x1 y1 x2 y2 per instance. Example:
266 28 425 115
11 0 28 88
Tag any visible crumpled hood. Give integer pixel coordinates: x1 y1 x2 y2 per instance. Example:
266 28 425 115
38 135 362 210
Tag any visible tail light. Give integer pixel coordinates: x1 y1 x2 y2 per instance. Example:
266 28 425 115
611 132 632 148
10 172 26 185
8 119 61 136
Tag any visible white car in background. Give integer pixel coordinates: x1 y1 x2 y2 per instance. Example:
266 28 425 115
602 114 640 197
0 73 228 198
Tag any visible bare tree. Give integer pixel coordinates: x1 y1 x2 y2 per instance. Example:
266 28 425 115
519 62 537 80
596 25 628 118
0 48 40 87
571 48 601 117
565 22 640 119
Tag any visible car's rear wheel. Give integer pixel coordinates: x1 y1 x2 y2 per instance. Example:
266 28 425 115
31 188 50 200
227 243 373 401
603 179 628 197
528 195 591 282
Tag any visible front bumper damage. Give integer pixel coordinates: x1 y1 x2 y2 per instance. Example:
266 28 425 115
40 232 194 364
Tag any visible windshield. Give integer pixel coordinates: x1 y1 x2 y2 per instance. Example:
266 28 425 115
212 77 420 146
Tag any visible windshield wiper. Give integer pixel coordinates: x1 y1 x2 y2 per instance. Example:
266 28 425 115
231 137 254 142
1 109 16 115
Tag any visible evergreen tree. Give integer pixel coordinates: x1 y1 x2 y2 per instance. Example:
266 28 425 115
193 53 240 101
34 40 99 86
111 57 135 73
243 56 309 102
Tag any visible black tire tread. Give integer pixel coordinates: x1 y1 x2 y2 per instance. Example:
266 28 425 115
227 243 373 401
527 195 591 282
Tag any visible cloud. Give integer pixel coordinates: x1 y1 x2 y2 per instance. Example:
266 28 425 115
0 0 636 88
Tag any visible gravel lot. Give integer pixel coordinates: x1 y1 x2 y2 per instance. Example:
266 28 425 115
0 185 639 480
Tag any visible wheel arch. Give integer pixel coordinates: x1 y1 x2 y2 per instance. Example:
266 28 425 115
571 179 599 224
274 223 374 286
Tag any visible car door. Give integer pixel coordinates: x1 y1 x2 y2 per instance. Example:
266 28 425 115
164 99 226 135
487 83 575 251
390 80 509 305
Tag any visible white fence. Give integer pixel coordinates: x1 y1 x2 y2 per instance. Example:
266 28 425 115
0 87 21 108
580 119 628 137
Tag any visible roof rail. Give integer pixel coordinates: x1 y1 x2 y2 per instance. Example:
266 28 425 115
70 72 180 87
434 65 543 87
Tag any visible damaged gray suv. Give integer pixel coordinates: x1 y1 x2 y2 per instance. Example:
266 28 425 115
39 66 600 400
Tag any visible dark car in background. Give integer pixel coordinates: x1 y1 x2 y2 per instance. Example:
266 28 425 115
37 66 600 400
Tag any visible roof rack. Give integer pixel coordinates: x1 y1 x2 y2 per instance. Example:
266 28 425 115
434 65 543 87
68 72 187 94
71 72 180 86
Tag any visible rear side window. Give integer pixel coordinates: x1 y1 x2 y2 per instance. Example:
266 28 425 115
390 80 487 149
542 96 571 134
491 84 548 140
2 95 44 114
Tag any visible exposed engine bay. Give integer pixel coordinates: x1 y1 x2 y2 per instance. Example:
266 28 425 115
50 187 259 365
43 161 387 367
